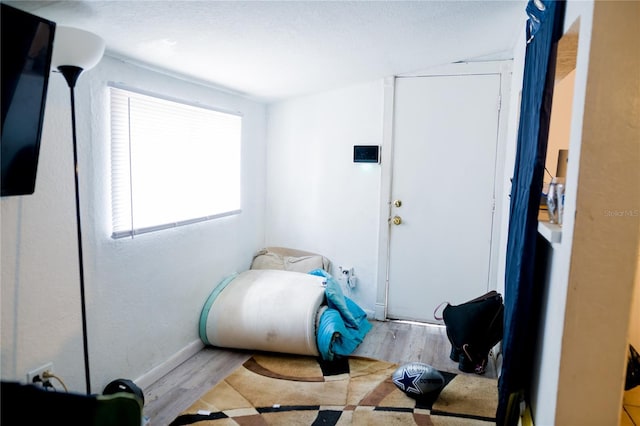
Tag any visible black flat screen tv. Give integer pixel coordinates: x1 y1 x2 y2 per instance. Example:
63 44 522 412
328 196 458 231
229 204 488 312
1 3 56 197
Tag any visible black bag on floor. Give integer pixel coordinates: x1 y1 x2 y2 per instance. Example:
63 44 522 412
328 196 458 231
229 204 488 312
626 344 640 391
435 291 504 375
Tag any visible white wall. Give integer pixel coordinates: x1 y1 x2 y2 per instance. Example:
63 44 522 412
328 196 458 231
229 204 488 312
529 2 594 423
554 0 639 423
1 55 267 393
531 1 640 424
265 80 384 313
265 61 516 319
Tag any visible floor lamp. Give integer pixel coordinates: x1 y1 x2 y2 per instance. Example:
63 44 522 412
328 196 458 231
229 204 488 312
51 26 105 395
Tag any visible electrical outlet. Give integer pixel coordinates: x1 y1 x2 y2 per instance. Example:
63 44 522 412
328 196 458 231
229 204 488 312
26 362 53 384
348 275 357 288
339 266 353 277
338 266 356 288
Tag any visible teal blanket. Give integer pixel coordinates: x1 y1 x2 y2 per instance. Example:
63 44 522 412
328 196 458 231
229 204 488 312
308 269 372 361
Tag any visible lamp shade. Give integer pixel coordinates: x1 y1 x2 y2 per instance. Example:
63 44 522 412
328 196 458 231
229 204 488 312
52 26 105 71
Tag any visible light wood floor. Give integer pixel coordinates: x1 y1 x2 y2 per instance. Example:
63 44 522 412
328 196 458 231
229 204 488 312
142 319 499 426
622 385 640 426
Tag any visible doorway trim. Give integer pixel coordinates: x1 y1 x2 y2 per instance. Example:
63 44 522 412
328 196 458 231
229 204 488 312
375 61 513 321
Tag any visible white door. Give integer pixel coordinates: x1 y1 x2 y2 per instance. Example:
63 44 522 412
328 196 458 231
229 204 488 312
386 74 501 323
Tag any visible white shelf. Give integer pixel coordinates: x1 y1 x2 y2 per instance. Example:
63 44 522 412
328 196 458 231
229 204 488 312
538 220 563 244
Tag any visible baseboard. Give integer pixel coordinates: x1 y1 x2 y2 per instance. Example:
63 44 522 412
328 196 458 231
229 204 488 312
134 339 204 391
374 303 386 321
490 341 503 376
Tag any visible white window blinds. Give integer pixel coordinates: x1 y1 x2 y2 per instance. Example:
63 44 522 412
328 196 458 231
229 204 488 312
110 86 242 238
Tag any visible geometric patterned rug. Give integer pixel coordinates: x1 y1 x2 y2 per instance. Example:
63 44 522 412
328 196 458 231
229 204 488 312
169 353 498 425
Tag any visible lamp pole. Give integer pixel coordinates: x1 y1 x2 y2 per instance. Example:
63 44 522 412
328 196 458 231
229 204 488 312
58 65 92 395
52 25 104 395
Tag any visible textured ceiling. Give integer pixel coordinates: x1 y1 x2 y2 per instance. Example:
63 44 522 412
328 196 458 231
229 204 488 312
7 0 528 102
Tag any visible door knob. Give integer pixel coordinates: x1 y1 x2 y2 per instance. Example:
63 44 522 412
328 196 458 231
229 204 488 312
392 216 402 225
393 199 402 208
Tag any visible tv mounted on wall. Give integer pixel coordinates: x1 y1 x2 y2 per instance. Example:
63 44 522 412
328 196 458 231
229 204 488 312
1 3 56 197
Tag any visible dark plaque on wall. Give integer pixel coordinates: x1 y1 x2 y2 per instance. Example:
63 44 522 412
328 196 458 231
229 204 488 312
353 145 380 163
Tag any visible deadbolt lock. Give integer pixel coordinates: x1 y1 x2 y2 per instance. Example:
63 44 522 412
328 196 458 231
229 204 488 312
392 216 402 225
393 200 402 208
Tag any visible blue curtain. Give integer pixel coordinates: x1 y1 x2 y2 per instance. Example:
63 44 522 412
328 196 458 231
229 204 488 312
497 1 565 425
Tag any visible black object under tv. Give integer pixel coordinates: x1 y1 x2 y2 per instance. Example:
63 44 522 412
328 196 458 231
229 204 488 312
1 3 56 197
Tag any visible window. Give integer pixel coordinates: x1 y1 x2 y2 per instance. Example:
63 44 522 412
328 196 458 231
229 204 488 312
110 86 242 238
